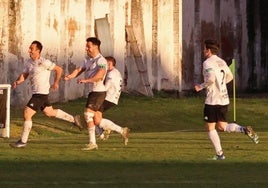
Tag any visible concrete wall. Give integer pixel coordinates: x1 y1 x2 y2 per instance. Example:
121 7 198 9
182 0 268 92
0 0 267 107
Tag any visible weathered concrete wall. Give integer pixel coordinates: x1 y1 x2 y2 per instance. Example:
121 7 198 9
126 0 182 92
0 0 113 106
182 0 267 92
0 0 267 107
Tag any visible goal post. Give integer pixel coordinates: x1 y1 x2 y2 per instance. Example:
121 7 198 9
0 84 11 138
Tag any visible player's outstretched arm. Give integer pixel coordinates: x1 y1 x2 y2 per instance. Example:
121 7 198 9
64 67 84 81
51 65 63 90
77 68 106 84
12 73 29 89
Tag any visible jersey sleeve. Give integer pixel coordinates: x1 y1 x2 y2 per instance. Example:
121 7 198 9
23 65 29 73
81 58 87 70
44 59 56 71
200 61 215 89
104 72 113 90
225 66 233 84
97 58 107 70
22 59 31 73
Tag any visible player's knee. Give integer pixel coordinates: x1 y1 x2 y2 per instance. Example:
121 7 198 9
94 118 100 126
88 104 100 111
44 111 54 117
42 106 56 118
218 126 225 131
84 112 94 123
94 111 102 125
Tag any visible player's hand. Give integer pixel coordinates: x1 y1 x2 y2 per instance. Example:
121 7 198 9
64 75 71 81
194 84 202 92
50 83 59 90
12 81 18 89
77 79 86 84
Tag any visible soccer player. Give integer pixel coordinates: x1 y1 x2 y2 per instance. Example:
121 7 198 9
10 40 82 148
64 37 107 151
194 39 259 160
94 56 130 145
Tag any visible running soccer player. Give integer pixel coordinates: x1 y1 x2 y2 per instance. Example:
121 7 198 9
64 37 107 151
94 56 130 145
194 39 259 160
10 40 82 148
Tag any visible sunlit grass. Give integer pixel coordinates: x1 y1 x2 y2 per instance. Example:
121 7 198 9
1 94 268 187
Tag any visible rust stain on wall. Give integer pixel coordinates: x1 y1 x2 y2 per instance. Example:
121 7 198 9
201 21 217 42
182 40 195 87
221 31 235 64
53 18 58 31
8 0 18 55
0 31 4 62
68 18 78 46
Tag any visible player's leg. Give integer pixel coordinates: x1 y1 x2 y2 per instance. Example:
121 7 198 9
99 118 124 135
10 95 43 148
207 122 224 159
219 122 259 144
10 106 36 148
94 100 115 138
83 109 98 150
205 105 225 160
43 106 82 130
94 111 104 137
82 92 106 151
21 107 36 144
220 122 244 132
99 118 130 145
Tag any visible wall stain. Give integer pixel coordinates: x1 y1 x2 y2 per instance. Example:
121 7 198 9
53 18 58 31
8 0 18 55
68 18 78 46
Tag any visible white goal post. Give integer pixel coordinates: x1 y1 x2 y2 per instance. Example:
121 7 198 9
0 84 11 138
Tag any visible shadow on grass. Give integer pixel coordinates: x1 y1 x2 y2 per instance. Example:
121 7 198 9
0 160 267 188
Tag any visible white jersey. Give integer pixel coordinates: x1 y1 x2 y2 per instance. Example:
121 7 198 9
23 57 55 94
105 68 122 105
82 54 107 92
201 55 233 105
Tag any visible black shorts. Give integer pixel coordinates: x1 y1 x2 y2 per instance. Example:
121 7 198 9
26 94 51 111
203 104 228 123
85 91 106 111
99 100 116 112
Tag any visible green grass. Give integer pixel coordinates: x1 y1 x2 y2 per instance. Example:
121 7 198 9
1 94 268 187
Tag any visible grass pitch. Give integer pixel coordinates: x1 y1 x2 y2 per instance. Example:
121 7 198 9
1 94 268 187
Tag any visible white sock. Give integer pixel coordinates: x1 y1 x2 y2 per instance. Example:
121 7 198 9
21 121 32 143
88 126 96 144
208 129 223 155
99 118 123 134
55 109 74 123
224 123 244 133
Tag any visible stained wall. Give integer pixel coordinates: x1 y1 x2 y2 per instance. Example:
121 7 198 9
0 0 266 107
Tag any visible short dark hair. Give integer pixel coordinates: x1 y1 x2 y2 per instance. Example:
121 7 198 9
86 37 101 48
105 56 116 66
31 40 43 52
204 39 219 54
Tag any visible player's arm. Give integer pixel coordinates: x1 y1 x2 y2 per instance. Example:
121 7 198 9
12 73 29 89
78 68 106 84
195 68 215 92
64 66 85 81
104 75 112 90
225 69 233 84
50 64 63 90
